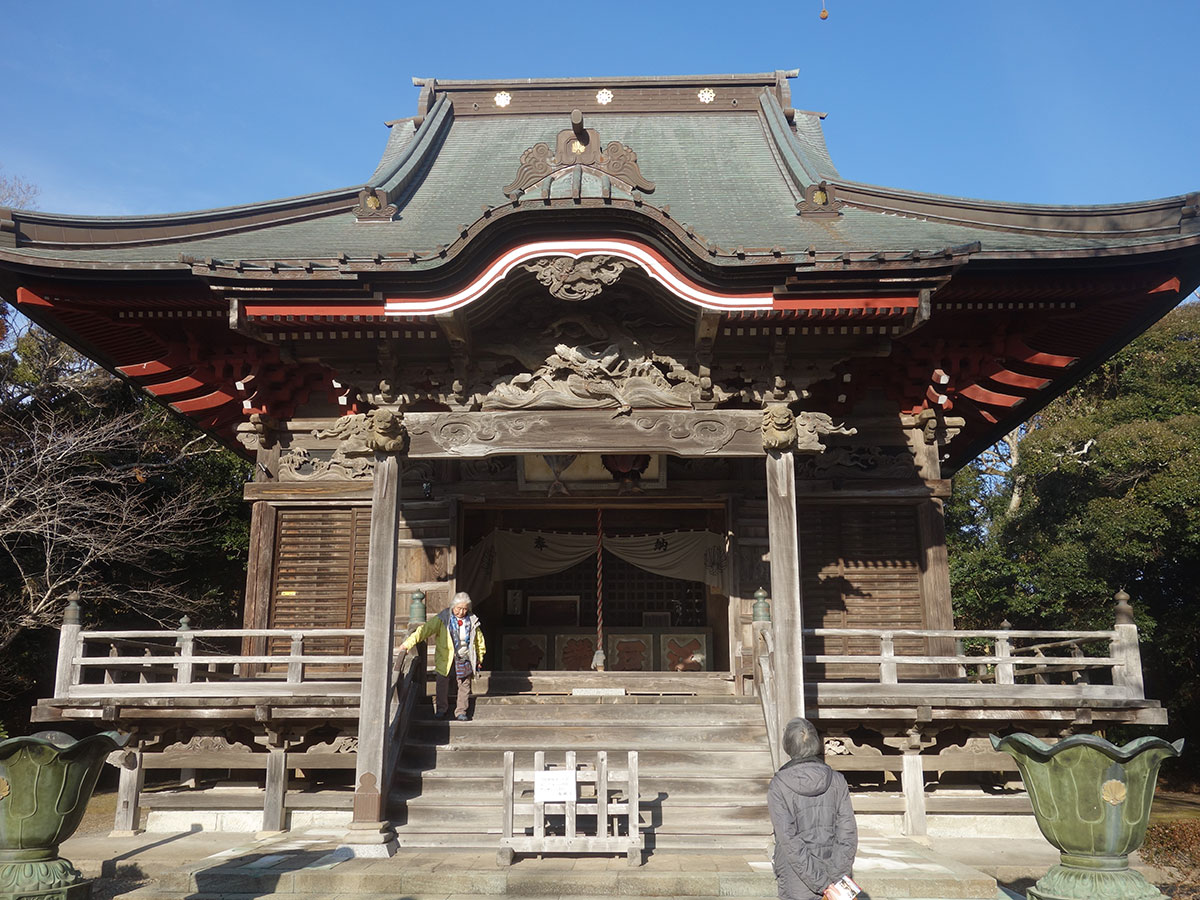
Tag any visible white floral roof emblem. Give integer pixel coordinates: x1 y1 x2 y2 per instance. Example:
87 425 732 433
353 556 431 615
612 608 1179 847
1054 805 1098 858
596 88 614 106
697 88 716 104
494 91 512 108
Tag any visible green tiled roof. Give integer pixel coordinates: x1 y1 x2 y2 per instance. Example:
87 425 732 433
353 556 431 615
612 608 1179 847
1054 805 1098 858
4 77 1196 270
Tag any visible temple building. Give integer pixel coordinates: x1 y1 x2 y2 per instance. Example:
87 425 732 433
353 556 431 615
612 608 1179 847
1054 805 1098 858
3 71 1198 847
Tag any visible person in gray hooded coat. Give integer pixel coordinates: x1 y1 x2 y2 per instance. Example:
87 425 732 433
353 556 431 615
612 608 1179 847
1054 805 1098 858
768 718 857 900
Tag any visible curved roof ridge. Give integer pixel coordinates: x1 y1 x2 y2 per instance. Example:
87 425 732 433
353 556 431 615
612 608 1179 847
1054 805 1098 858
6 185 358 228
369 94 454 202
365 119 418 185
833 179 1198 238
758 91 840 190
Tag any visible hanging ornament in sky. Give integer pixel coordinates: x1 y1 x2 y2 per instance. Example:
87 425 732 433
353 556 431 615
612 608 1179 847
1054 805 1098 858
820 1 829 18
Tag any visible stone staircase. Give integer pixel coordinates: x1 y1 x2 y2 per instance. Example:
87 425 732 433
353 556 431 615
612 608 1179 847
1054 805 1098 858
389 671 775 852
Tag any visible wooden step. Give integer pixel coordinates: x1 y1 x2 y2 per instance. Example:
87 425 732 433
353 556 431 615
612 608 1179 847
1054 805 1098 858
391 772 774 801
394 799 772 834
464 671 735 696
398 746 774 775
455 703 763 724
406 723 766 747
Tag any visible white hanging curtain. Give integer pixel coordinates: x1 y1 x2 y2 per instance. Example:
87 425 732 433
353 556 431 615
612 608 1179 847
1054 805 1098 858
458 528 727 597
603 531 727 589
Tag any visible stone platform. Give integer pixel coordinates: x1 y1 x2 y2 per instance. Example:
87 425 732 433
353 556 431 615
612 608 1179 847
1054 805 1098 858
59 827 1035 900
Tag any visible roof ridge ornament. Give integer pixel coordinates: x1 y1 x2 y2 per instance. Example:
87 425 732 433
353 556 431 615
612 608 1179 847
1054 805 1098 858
503 109 655 198
795 181 842 218
353 187 398 221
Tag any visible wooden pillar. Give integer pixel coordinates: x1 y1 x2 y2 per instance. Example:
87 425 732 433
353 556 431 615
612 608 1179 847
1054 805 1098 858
917 499 957 677
765 450 804 725
353 453 401 826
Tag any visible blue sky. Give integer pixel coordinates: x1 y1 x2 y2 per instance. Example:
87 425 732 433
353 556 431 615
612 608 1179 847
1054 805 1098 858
1 0 1197 216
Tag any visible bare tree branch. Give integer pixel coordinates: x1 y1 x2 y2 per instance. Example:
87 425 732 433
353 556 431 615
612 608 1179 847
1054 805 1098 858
0 408 227 654
0 166 39 210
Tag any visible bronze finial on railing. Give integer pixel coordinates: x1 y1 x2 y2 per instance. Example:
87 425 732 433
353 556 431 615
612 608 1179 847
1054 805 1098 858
409 590 426 627
752 587 772 623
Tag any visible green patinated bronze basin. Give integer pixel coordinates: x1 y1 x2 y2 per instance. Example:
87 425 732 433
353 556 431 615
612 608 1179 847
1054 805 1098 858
992 732 1183 900
0 730 130 900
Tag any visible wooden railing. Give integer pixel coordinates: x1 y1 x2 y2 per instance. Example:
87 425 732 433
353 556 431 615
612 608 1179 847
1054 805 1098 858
753 624 783 770
800 623 1145 699
53 622 406 701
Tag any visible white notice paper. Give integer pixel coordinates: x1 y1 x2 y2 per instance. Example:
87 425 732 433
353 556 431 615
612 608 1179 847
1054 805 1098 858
534 769 576 803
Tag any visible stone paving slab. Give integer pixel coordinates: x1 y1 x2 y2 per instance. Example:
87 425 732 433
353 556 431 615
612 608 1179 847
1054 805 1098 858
59 827 1011 900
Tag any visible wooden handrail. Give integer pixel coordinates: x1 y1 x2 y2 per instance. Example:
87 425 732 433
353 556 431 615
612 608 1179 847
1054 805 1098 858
755 625 782 771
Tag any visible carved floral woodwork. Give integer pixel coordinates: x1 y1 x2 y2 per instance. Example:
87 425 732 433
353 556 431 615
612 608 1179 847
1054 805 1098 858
403 410 763 457
520 255 631 301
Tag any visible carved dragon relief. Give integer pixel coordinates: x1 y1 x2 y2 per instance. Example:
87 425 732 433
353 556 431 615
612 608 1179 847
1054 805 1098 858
521 256 631 301
480 312 709 414
362 298 862 417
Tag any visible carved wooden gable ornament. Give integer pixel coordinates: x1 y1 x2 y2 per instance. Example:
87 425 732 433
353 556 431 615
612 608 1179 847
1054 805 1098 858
503 109 654 199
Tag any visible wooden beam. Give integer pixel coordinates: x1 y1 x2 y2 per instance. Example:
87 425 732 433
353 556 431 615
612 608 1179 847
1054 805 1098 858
403 409 765 457
353 453 401 824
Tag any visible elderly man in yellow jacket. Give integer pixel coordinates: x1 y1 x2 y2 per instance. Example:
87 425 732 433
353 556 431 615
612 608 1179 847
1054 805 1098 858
401 592 486 721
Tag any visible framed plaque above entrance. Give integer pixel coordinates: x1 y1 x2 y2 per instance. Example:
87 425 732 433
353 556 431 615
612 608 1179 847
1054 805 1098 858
527 595 580 627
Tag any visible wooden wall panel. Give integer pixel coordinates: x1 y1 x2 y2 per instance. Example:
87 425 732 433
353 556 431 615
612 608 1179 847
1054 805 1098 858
800 504 926 680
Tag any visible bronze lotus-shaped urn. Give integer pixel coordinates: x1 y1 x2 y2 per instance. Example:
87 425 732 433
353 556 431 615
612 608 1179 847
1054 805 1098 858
0 730 130 900
991 733 1183 900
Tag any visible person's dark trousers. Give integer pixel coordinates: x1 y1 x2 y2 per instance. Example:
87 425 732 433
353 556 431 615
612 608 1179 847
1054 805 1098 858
435 672 473 717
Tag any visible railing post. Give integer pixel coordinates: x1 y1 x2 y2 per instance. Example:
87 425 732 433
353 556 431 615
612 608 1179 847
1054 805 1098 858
994 620 1015 685
54 593 83 698
954 638 967 679
901 730 927 836
287 632 304 684
1112 590 1145 699
176 616 194 685
111 747 145 837
1069 642 1089 685
879 632 898 684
